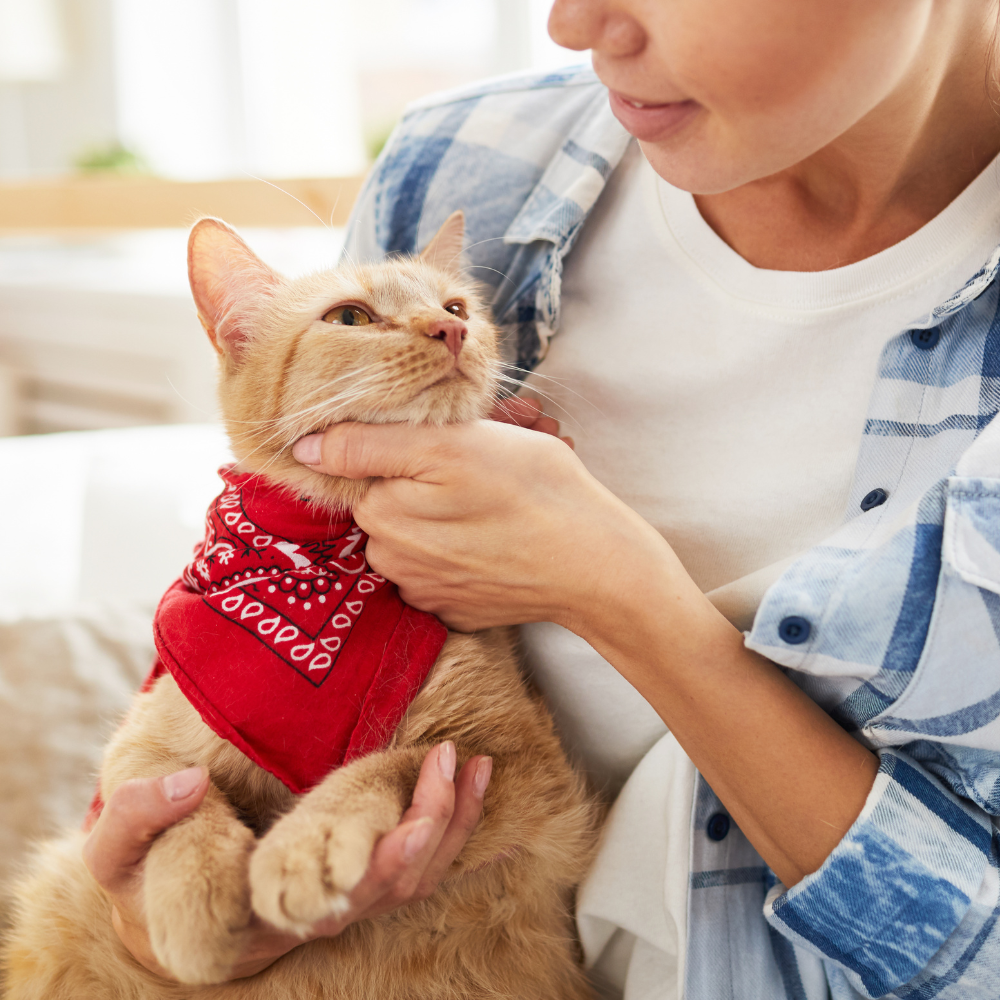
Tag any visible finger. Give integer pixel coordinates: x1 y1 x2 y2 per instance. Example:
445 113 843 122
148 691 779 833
489 396 542 426
342 743 459 920
562 436 576 450
291 423 454 482
377 742 459 897
413 755 491 898
82 767 209 891
531 415 562 437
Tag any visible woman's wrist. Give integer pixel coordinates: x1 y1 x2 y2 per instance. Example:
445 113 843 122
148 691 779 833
554 502 716 664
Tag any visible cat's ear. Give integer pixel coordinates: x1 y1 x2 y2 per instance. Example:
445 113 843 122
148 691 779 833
188 217 280 357
419 210 465 276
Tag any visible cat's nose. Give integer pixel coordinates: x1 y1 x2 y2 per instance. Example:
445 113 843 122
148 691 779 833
426 319 467 358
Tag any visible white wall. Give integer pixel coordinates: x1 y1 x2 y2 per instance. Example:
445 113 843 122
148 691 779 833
113 0 366 180
112 0 243 180
237 0 365 179
0 0 118 179
0 0 584 181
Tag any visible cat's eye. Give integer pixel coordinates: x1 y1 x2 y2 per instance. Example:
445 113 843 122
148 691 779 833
445 301 468 321
322 305 372 326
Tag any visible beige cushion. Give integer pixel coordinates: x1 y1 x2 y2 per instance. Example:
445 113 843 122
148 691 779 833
0 604 153 916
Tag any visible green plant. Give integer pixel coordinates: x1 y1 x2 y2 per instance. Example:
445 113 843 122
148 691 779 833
73 142 150 176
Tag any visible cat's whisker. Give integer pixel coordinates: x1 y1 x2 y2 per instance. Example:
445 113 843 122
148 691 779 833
337 244 361 271
445 238 513 281
268 370 390 431
497 362 605 417
163 375 220 420
280 376 394 425
462 264 514 287
224 369 385 433
327 185 344 231
461 235 512 254
238 171 333 232
492 373 582 428
497 362 571 383
230 425 304 467
268 382 398 442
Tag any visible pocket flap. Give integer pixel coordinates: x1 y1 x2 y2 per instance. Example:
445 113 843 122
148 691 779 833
943 477 1000 596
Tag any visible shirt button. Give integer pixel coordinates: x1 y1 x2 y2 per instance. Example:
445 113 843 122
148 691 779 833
860 488 888 511
778 616 811 644
707 813 730 841
911 328 941 351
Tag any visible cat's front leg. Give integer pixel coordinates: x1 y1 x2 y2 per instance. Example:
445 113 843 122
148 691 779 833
142 783 256 984
249 746 426 934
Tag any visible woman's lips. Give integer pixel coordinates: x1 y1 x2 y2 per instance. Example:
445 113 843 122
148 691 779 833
608 91 699 142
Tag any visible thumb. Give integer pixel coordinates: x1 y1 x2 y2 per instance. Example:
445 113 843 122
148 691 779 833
82 767 209 891
292 422 452 482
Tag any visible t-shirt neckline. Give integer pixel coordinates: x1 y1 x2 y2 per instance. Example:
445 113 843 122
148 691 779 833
656 154 1000 314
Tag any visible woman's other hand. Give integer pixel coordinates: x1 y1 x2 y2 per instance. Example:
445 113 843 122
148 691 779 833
82 744 490 981
488 395 575 449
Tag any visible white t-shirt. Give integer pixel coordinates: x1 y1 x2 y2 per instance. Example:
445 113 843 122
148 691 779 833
521 141 1000 1000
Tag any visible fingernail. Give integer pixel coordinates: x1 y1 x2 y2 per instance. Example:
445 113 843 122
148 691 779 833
162 767 205 801
292 433 323 466
437 741 456 780
403 818 434 861
474 758 493 798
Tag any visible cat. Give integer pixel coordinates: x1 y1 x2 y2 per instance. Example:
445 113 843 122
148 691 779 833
1 213 599 999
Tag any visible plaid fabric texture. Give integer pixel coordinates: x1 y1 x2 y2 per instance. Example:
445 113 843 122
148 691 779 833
342 68 1000 999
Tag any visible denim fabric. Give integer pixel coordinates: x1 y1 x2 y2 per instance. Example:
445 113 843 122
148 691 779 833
341 67 1000 999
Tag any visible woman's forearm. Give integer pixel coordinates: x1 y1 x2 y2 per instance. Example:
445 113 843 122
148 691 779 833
299 420 879 886
569 537 879 888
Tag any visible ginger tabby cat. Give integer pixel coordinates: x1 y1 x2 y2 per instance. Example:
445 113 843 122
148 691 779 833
1 214 599 999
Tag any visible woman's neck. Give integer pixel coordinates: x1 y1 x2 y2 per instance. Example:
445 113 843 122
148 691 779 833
693 5 1000 272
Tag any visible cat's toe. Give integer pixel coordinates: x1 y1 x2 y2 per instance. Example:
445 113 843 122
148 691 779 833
250 814 376 934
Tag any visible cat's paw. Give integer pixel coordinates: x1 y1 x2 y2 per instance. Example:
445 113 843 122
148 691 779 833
250 810 381 935
143 819 255 985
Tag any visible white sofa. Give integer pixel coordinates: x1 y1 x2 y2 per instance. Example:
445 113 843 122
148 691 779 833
0 423 233 912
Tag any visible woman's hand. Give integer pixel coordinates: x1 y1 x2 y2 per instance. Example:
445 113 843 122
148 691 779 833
291 413 663 634
487 395 575 448
83 743 491 981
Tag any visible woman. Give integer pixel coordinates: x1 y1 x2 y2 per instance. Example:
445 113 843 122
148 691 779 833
86 0 1000 996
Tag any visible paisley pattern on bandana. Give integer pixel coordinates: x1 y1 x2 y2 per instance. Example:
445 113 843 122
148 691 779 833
183 474 386 687
151 466 448 793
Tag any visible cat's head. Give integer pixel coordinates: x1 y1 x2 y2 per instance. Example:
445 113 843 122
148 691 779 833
187 212 500 510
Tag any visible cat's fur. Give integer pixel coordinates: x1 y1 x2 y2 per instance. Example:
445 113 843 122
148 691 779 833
1 215 599 999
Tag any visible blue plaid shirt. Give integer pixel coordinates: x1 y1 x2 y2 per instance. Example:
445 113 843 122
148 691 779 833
342 66 1000 1000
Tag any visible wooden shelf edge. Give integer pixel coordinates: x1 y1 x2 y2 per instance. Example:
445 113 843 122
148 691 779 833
0 174 366 229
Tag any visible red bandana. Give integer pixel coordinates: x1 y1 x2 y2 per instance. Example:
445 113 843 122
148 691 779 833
150 466 448 794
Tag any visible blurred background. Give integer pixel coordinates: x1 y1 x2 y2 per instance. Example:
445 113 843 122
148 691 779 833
0 0 578 180
0 0 585 615
0 0 582 439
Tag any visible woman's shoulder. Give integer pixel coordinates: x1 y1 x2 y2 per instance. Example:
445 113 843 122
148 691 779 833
344 66 631 264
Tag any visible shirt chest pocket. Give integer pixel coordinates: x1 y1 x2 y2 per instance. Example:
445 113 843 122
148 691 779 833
943 478 1000 594
863 477 1000 751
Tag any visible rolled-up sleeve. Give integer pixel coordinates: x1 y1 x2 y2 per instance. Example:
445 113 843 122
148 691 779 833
764 749 995 998
739 409 1000 995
